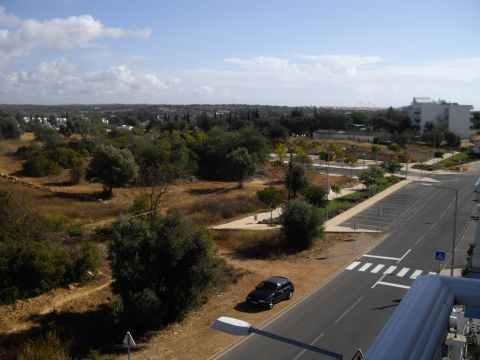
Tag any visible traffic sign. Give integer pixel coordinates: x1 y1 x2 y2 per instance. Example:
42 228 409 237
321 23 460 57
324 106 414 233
435 251 446 261
123 331 136 347
351 349 364 359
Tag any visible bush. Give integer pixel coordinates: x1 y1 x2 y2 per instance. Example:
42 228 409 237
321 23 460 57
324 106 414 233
69 159 85 184
434 151 444 158
22 155 63 177
15 143 41 159
67 224 84 237
45 147 82 168
73 242 101 282
109 210 222 328
17 330 69 360
281 199 323 249
0 241 75 303
303 186 328 208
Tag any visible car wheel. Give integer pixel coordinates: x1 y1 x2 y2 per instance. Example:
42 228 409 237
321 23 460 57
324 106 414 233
268 301 273 310
288 291 293 299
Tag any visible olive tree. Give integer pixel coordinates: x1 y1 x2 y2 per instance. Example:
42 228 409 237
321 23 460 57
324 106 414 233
109 210 220 328
86 145 139 198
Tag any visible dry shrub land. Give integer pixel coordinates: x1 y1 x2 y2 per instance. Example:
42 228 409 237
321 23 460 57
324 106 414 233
0 133 374 360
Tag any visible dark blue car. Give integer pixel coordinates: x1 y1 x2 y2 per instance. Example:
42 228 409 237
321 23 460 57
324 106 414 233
246 276 294 310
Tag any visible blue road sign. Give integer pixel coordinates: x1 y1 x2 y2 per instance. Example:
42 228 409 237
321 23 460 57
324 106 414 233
435 251 446 261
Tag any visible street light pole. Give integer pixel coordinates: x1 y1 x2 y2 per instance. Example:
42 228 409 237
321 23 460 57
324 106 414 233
212 316 343 360
421 184 458 276
325 149 331 221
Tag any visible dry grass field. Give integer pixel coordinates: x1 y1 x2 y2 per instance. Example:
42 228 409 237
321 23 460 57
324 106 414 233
0 133 372 360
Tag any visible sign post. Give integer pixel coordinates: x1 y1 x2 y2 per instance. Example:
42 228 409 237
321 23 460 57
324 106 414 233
435 250 446 273
123 331 136 360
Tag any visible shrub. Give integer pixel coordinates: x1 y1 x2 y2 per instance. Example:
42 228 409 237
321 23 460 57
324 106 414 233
45 147 82 168
73 242 101 282
281 199 323 249
109 210 222 328
15 143 41 159
434 151 444 158
17 330 69 360
69 159 85 184
67 224 84 237
303 186 328 208
22 155 63 177
0 240 75 303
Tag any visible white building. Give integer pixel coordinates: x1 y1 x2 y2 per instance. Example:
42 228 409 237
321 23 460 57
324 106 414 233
407 97 473 138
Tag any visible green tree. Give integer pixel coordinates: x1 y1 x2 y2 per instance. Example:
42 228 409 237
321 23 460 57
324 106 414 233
330 183 341 194
281 199 323 249
109 210 220 328
0 116 22 139
22 155 63 177
86 145 139 198
285 162 309 197
257 186 283 219
227 147 256 188
69 159 85 184
360 166 386 188
381 157 402 175
303 186 328 208
443 132 460 147
275 143 287 161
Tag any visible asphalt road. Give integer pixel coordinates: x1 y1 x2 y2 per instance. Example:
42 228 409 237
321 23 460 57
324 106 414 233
213 164 480 360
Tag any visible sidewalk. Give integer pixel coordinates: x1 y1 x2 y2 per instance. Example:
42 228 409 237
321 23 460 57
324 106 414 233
213 152 460 232
211 184 364 231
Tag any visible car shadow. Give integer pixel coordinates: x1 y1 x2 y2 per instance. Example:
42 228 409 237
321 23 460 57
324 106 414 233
234 301 266 313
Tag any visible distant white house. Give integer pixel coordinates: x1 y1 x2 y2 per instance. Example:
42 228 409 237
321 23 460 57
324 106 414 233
406 97 473 138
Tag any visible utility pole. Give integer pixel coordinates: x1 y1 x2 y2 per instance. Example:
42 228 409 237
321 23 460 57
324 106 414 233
288 151 293 202
325 149 331 221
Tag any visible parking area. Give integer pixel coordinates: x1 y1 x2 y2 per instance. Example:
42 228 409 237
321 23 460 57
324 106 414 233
339 183 430 231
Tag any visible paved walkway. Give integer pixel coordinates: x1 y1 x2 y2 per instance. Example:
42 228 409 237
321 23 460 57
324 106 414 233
212 152 460 232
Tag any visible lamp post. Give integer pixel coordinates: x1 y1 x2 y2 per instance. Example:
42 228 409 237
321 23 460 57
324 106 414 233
212 316 343 360
325 149 331 221
421 184 458 276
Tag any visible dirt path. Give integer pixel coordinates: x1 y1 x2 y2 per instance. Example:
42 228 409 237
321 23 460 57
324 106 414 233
0 278 112 335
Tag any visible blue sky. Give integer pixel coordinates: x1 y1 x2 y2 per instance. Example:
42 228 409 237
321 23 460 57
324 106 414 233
0 0 478 108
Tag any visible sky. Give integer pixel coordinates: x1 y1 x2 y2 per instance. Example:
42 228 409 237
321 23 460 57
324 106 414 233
0 0 479 108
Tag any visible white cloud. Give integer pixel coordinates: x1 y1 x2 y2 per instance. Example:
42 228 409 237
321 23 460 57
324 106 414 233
225 56 299 72
0 60 167 103
0 8 151 66
0 6 20 27
0 55 478 108
193 85 214 96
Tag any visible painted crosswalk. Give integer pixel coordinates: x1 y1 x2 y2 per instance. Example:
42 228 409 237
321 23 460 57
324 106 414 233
345 261 435 279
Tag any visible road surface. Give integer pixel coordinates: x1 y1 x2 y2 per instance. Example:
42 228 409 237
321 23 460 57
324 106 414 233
213 164 480 360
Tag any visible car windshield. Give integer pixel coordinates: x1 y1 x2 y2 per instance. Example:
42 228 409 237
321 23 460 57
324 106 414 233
256 281 277 291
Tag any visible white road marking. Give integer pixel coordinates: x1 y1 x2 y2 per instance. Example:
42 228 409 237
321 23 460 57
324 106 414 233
414 233 427 245
377 281 410 290
346 261 361 270
396 268 410 277
363 254 401 261
371 274 387 288
371 264 385 274
397 249 411 263
335 296 364 323
358 263 373 272
384 266 397 274
428 223 437 231
292 333 325 360
410 270 423 279
428 272 437 275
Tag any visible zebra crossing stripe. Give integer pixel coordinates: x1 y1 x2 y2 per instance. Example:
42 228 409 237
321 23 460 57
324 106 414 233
410 270 423 279
346 261 361 270
396 268 410 277
371 264 385 274
384 266 397 275
359 263 373 272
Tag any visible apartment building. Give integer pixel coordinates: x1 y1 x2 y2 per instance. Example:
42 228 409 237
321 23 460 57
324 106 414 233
407 97 473 138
